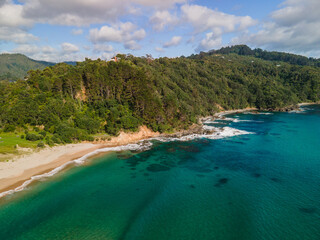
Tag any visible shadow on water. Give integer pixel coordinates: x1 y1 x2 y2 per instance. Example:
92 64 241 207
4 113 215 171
146 164 171 172
299 207 317 214
214 178 229 187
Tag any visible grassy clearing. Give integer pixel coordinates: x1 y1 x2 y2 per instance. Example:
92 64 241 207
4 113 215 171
0 132 44 155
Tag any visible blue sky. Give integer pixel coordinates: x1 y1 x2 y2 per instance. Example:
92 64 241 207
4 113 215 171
0 0 319 62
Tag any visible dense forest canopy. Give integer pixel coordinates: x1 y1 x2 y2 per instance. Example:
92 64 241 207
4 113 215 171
205 45 320 67
0 47 320 144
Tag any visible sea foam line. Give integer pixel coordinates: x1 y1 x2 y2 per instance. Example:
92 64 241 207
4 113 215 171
0 142 153 199
0 124 253 199
152 125 253 142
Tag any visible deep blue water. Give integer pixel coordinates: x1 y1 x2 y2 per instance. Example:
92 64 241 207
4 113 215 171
0 105 320 239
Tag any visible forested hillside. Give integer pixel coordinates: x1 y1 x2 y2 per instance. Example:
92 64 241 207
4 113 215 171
0 49 320 145
0 54 54 81
207 45 320 67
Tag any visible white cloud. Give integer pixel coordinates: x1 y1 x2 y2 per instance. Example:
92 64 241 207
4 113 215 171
0 1 35 44
71 29 83 35
12 44 84 62
61 42 79 53
181 4 257 52
163 36 182 48
232 0 320 56
150 10 179 31
101 52 116 61
89 22 146 50
93 44 114 53
0 27 38 43
196 32 222 52
181 4 257 34
0 3 33 27
134 0 187 9
155 47 164 52
19 0 187 26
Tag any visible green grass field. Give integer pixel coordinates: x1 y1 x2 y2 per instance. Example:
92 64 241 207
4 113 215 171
0 132 44 155
0 133 36 153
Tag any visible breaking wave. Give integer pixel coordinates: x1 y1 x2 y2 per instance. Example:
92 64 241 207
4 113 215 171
0 123 253 199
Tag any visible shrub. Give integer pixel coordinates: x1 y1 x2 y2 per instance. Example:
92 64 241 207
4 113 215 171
54 122 90 143
51 135 62 144
33 127 40 132
45 137 54 146
20 134 25 139
37 141 45 148
4 125 15 132
74 114 100 134
26 133 41 141
39 130 47 138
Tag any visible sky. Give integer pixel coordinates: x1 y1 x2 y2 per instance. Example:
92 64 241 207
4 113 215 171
0 0 319 62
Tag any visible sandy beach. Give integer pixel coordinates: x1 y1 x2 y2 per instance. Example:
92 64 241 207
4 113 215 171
0 126 159 198
1 103 317 198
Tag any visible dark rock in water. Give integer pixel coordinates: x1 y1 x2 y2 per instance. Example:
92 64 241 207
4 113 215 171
126 156 147 167
146 164 170 172
266 105 300 112
198 139 210 145
253 173 261 178
270 177 282 183
117 153 132 159
189 184 196 189
166 147 176 153
178 145 200 153
214 178 229 187
160 160 175 167
270 133 281 136
196 174 205 178
299 207 317 214
214 166 219 170
130 167 136 170
143 173 149 176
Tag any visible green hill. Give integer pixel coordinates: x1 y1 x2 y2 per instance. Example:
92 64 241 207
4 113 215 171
0 48 319 146
206 45 320 67
0 54 54 81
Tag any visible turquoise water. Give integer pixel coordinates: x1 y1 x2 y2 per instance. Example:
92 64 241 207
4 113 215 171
0 106 320 239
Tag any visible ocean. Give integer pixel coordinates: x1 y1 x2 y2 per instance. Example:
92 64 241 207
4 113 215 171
0 105 319 240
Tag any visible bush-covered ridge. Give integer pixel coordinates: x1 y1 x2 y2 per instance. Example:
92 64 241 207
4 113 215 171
0 54 55 81
203 45 320 67
0 49 319 144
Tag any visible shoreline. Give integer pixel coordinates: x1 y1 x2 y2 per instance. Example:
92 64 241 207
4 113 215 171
0 126 159 198
1 103 319 199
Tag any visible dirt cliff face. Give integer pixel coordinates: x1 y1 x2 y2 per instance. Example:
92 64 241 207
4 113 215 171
95 126 160 145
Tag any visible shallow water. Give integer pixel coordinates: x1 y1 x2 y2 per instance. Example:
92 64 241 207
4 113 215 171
0 106 320 240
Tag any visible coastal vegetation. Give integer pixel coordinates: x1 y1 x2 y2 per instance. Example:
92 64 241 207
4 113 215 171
0 45 320 153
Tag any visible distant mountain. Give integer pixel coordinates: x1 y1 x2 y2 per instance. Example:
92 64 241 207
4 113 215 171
0 54 55 81
204 45 320 67
63 61 77 66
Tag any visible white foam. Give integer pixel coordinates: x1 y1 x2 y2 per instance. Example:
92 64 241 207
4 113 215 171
0 142 153 199
152 126 253 143
0 123 254 199
203 120 220 124
243 112 273 115
233 119 264 123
